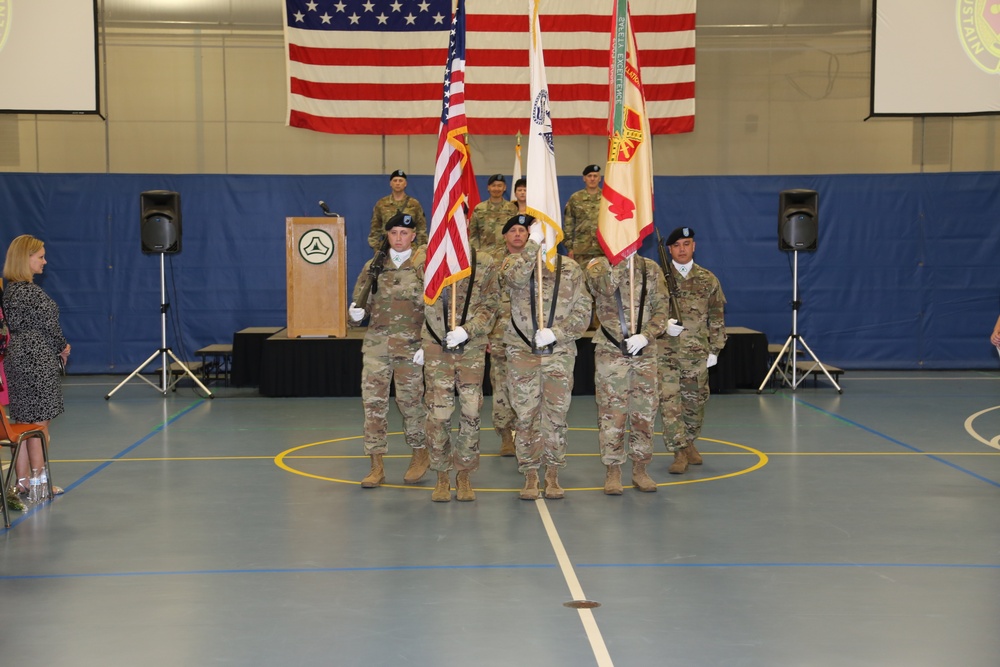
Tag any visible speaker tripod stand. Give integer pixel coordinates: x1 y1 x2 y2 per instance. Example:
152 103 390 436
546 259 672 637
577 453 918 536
757 250 842 394
105 254 213 400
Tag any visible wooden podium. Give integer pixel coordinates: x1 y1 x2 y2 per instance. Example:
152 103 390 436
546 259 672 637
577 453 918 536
286 216 347 338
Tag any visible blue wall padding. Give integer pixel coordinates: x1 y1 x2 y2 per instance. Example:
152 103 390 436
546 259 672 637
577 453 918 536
0 171 997 373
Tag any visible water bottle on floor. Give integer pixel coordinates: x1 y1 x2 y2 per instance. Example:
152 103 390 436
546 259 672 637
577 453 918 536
28 469 41 505
39 468 49 501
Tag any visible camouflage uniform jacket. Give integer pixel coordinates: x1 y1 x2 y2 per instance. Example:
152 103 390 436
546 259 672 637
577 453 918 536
501 240 592 355
368 194 428 249
350 248 425 358
659 263 727 359
488 248 513 344
562 188 602 259
468 198 518 263
416 251 500 352
586 256 670 352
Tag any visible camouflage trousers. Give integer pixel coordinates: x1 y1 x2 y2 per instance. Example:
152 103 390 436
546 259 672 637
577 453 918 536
424 344 485 473
594 345 658 465
506 347 575 472
488 341 514 435
361 351 426 455
657 350 710 452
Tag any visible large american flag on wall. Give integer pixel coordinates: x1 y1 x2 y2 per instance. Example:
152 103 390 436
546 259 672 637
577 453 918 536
284 0 695 136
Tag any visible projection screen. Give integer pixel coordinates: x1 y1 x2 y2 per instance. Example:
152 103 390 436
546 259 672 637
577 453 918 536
0 0 99 114
871 0 1000 116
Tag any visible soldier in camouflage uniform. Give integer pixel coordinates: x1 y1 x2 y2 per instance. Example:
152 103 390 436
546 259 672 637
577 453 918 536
657 226 727 474
415 249 499 502
368 169 428 250
488 214 532 458
512 177 527 215
586 254 670 494
468 174 518 263
562 164 604 265
349 212 428 488
502 223 592 500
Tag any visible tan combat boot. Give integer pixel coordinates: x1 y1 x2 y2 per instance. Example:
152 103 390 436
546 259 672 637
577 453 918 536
667 448 689 474
361 454 385 488
498 428 516 457
431 471 451 502
520 470 540 500
543 466 564 499
631 461 657 492
455 470 476 501
604 465 623 495
403 447 431 484
686 442 703 465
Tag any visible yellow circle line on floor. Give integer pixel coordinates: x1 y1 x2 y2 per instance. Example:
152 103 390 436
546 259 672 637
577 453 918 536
273 434 768 491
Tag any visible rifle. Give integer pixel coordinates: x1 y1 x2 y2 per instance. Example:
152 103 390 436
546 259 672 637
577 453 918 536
654 226 683 326
354 236 390 308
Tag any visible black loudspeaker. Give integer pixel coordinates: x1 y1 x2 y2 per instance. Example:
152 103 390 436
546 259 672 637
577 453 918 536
140 190 182 254
778 189 818 252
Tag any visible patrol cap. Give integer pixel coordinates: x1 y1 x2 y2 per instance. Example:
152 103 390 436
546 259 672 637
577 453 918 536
385 212 415 231
488 174 505 185
514 177 526 190
582 164 601 176
502 213 534 235
389 169 407 180
665 226 695 246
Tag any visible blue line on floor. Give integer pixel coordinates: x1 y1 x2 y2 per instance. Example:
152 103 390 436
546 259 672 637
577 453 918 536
0 564 557 580
793 397 1000 489
2 561 997 580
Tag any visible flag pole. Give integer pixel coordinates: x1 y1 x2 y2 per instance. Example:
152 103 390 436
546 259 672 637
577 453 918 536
536 248 544 328
629 254 635 334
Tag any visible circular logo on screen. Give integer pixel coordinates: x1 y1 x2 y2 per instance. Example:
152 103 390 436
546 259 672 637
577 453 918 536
0 1 11 54
957 0 1000 73
298 229 334 265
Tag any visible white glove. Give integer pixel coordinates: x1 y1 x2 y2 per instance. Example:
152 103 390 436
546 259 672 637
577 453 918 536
348 302 366 323
625 333 649 355
534 328 556 347
412 348 424 366
666 318 685 337
528 222 544 247
707 353 718 368
445 326 469 348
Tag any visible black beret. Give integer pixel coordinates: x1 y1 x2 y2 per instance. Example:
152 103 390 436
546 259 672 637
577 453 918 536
665 226 695 246
488 174 505 185
514 177 526 190
582 164 601 175
502 214 534 235
385 212 415 231
389 169 407 180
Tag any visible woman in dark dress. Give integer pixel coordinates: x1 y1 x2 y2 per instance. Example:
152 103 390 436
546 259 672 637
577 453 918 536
3 235 70 499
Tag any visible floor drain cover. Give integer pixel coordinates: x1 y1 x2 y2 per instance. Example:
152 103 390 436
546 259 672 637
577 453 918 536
563 600 601 609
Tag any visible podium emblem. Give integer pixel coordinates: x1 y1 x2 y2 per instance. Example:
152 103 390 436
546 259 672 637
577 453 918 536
298 229 334 265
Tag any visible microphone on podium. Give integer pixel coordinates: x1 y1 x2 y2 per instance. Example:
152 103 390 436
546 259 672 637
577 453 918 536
318 201 336 217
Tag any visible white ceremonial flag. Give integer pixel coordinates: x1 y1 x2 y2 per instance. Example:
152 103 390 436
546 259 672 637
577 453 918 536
525 0 563 271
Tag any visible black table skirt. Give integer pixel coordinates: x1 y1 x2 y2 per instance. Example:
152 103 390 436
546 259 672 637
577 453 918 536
247 326 767 398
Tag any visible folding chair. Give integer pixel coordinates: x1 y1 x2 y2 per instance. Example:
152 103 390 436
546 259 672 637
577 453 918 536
0 408 51 528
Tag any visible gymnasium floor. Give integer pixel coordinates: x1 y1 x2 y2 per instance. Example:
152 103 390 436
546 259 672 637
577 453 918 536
2 371 999 666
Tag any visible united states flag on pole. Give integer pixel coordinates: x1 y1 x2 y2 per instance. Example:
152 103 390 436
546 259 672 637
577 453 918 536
284 0 696 136
525 0 563 272
598 0 654 265
424 0 473 306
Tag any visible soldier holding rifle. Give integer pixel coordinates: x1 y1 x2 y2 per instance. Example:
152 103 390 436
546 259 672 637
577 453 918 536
349 212 428 488
656 226 727 475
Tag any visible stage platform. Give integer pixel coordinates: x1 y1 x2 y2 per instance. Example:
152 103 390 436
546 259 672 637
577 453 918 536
232 326 769 398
